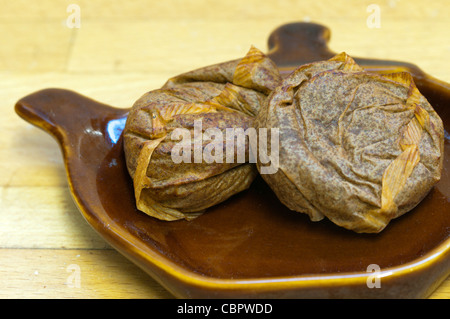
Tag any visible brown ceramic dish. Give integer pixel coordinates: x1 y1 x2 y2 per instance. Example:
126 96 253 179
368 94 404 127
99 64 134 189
15 22 450 298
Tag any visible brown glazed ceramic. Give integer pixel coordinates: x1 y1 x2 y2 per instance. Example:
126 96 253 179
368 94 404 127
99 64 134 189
15 22 450 298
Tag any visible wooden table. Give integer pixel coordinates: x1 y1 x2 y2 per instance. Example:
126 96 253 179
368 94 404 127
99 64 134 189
1 0 448 299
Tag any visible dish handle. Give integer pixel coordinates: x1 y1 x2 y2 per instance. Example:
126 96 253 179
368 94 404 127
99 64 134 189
15 88 128 148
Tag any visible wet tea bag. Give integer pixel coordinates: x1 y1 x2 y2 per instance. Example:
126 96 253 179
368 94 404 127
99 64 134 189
124 47 281 220
256 53 444 233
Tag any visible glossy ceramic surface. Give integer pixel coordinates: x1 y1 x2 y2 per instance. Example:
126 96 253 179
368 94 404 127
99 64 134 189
15 22 450 298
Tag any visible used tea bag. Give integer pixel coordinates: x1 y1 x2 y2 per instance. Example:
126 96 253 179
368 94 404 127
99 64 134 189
256 53 444 233
124 46 281 221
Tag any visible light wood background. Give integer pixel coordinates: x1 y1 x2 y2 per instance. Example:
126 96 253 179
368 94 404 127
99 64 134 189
0 0 449 299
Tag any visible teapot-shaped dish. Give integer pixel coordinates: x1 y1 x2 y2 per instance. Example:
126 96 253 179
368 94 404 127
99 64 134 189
15 22 450 298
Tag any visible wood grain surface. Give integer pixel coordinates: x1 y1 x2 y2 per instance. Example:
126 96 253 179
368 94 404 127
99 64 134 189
1 0 449 299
